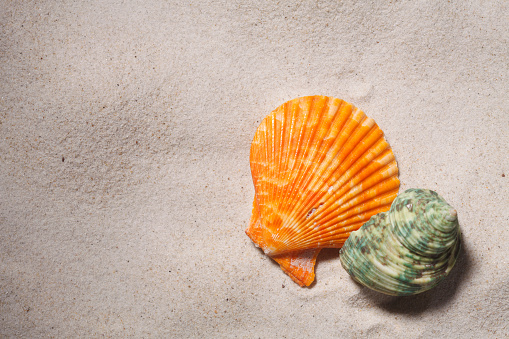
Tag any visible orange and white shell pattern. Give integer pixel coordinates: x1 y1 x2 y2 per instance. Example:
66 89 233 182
246 96 400 286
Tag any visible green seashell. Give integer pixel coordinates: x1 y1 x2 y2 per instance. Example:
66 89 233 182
339 189 461 296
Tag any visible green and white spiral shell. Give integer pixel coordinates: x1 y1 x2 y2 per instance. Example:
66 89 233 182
339 189 461 296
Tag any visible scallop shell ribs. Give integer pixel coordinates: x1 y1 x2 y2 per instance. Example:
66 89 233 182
246 96 400 286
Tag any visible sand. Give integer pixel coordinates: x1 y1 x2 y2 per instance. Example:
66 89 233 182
1 1 508 337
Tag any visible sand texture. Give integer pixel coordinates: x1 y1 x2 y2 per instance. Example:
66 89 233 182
1 1 508 337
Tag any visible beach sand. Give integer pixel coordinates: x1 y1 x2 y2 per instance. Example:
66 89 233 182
1 1 508 337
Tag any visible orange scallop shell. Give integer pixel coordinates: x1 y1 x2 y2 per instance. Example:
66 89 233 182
246 96 400 286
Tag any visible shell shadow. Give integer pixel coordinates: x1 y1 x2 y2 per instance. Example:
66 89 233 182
309 248 340 287
354 235 472 315
317 248 341 263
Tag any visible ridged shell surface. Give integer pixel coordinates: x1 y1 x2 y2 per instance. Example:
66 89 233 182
340 189 461 296
246 96 400 286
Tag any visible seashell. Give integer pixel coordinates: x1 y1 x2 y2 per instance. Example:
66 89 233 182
339 188 461 296
246 96 400 286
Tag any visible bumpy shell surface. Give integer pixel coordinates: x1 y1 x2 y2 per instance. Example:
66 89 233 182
340 189 461 296
246 96 400 286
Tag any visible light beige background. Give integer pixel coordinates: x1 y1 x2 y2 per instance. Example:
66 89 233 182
1 1 508 337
